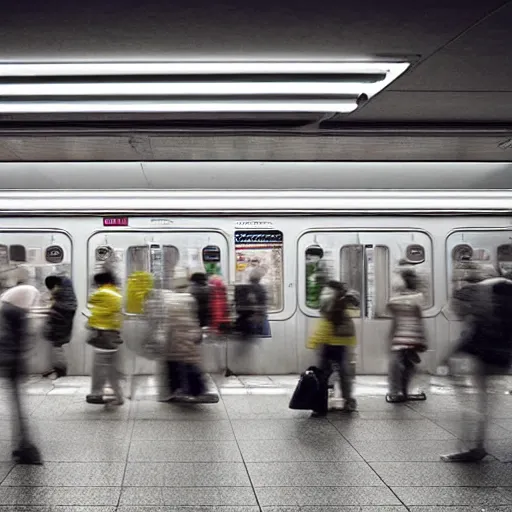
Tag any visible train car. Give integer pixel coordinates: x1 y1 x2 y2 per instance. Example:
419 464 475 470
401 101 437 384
1 162 511 377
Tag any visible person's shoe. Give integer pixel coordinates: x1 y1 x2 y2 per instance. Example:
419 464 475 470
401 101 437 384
107 397 124 406
440 447 488 462
386 392 406 403
13 441 42 465
342 398 357 413
86 394 107 404
54 367 67 379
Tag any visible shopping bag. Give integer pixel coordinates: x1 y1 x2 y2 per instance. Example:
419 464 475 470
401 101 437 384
289 366 321 410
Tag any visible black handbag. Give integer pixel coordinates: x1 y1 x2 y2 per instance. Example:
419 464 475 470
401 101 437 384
289 366 321 410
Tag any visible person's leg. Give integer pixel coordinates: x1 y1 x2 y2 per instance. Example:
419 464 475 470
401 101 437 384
107 350 124 405
312 345 332 417
166 361 182 394
87 350 109 403
441 354 488 462
337 346 357 412
51 346 67 378
185 363 206 396
402 350 418 396
387 350 407 402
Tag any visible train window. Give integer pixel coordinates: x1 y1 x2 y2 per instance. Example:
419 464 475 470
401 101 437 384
340 245 363 317
162 245 180 289
126 244 180 285
235 230 284 313
0 234 72 309
126 246 149 274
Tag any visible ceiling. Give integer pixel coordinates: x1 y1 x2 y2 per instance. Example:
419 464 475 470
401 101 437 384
0 0 512 163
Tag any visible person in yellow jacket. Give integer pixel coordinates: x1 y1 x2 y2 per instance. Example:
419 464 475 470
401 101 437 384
84 268 124 406
307 280 359 417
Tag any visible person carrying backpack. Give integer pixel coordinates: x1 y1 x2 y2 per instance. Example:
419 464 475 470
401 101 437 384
307 280 359 416
42 275 77 379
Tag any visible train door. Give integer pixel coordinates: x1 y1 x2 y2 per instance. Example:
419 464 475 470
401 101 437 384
87 230 229 374
299 230 434 374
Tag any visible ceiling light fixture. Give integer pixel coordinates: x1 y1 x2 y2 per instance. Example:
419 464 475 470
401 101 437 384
0 61 410 114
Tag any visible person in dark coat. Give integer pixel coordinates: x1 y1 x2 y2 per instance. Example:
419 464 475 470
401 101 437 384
0 266 42 464
189 269 211 330
42 275 77 379
441 263 512 462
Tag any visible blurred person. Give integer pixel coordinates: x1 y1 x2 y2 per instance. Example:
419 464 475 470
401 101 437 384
386 268 428 403
234 267 269 338
42 274 77 379
161 267 207 401
0 266 42 464
84 267 124 406
441 263 512 462
307 280 360 417
189 268 211 332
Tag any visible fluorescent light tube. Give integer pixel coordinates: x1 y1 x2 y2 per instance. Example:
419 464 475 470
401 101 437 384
0 100 358 113
0 62 410 77
0 82 372 96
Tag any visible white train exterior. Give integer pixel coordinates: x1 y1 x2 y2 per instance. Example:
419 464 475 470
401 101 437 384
1 162 512 376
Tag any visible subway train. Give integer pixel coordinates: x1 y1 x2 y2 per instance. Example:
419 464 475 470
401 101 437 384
1 162 512 377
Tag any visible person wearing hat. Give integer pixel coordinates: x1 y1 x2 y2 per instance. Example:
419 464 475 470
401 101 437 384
161 266 205 401
84 267 124 406
0 265 42 464
42 274 77 379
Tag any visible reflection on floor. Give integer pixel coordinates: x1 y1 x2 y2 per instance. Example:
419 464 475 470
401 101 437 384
0 374 511 511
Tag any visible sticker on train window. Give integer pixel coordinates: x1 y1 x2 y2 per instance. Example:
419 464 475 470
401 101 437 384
235 230 283 312
45 245 64 264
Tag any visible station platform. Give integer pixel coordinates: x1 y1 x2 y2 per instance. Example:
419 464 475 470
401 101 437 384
1 374 512 511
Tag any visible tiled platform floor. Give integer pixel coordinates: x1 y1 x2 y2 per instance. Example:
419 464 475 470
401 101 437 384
0 373 512 511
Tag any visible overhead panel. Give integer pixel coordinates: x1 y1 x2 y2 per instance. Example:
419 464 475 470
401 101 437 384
0 61 410 118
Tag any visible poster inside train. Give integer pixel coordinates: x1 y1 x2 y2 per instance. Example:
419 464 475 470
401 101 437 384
234 230 283 311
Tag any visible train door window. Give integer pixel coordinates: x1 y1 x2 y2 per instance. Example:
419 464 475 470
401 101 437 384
340 245 363 317
89 230 229 309
359 232 433 314
0 232 72 308
235 230 284 313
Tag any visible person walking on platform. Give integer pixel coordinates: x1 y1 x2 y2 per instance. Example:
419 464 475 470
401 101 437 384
441 262 512 462
42 274 77 379
386 268 428 403
84 267 124 406
0 266 42 464
307 280 359 417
